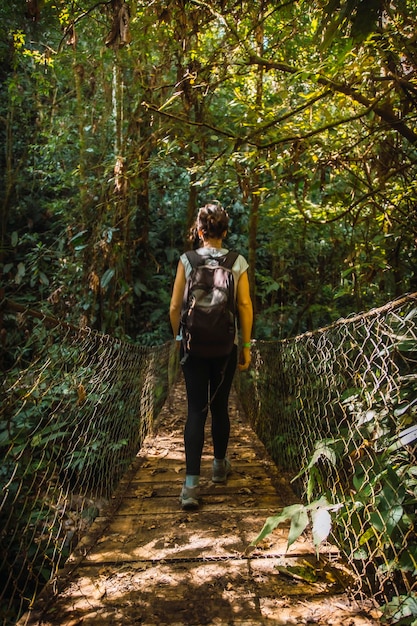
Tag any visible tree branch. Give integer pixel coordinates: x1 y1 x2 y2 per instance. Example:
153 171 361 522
246 52 417 145
244 89 332 143
257 96 386 149
297 156 417 225
142 101 238 140
57 1 112 53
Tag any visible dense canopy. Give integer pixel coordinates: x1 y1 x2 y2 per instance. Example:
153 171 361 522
1 0 416 341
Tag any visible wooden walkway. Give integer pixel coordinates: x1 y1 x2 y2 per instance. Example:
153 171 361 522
20 382 380 625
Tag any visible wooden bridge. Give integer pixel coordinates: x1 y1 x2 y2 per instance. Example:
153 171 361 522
19 382 380 625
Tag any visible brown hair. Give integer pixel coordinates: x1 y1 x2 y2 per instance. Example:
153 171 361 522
194 203 229 241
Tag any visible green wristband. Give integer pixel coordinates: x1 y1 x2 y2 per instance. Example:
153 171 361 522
242 341 251 348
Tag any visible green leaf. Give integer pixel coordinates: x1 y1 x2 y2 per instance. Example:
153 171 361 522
250 504 303 546
382 594 417 622
39 271 49 285
385 505 404 536
69 230 88 244
359 527 375 545
134 280 149 296
0 429 11 446
294 440 339 483
353 473 372 497
309 440 337 469
369 510 384 533
353 548 369 560
287 507 309 549
101 268 115 289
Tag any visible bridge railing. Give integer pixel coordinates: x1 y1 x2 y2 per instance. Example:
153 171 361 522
236 292 417 608
2 294 417 623
0 300 178 625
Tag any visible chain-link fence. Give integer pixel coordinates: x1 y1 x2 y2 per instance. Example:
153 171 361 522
236 292 417 608
2 294 417 623
0 300 178 625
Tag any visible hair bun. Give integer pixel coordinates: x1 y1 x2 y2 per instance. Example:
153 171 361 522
196 203 229 241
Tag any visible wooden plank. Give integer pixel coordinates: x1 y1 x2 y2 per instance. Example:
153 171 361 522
19 383 380 626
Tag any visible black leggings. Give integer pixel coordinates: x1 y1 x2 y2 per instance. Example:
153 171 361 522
181 345 238 476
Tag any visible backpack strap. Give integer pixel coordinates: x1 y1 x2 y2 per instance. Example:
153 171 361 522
184 249 239 269
184 250 205 268
220 251 239 269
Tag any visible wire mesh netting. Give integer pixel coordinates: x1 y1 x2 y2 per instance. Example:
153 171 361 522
236 292 417 608
0 301 178 625
1 293 417 624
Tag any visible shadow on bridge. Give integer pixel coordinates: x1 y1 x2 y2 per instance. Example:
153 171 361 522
19 381 380 625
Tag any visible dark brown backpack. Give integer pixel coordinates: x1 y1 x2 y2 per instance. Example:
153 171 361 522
180 250 239 358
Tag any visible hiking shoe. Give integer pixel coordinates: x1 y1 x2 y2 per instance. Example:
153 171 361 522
212 458 231 483
179 483 200 510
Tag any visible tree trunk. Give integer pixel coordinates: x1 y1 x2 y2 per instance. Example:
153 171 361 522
246 4 265 321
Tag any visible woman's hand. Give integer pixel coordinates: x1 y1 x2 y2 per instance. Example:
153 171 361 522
238 346 251 371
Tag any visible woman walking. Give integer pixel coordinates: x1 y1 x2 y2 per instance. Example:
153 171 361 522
170 203 253 509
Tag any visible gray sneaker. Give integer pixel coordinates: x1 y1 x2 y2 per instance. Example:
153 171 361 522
212 458 231 483
179 483 200 509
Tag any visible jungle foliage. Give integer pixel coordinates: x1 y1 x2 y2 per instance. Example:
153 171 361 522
1 3 417 623
1 0 417 341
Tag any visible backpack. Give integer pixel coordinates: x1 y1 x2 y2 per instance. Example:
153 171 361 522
180 250 239 358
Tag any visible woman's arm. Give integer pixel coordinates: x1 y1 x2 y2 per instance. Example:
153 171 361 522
236 270 253 371
169 260 186 337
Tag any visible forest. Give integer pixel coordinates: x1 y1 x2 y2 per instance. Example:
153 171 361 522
1 0 416 344
1 2 417 623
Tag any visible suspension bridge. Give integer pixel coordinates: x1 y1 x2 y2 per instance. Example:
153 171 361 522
1 294 417 625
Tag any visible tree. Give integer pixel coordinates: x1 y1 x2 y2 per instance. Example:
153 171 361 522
1 0 416 341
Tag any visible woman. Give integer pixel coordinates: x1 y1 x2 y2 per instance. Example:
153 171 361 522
170 203 253 509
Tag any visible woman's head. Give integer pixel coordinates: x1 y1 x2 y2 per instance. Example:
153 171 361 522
196 203 229 241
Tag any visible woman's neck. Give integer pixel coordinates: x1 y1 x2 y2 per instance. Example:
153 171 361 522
203 238 223 249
